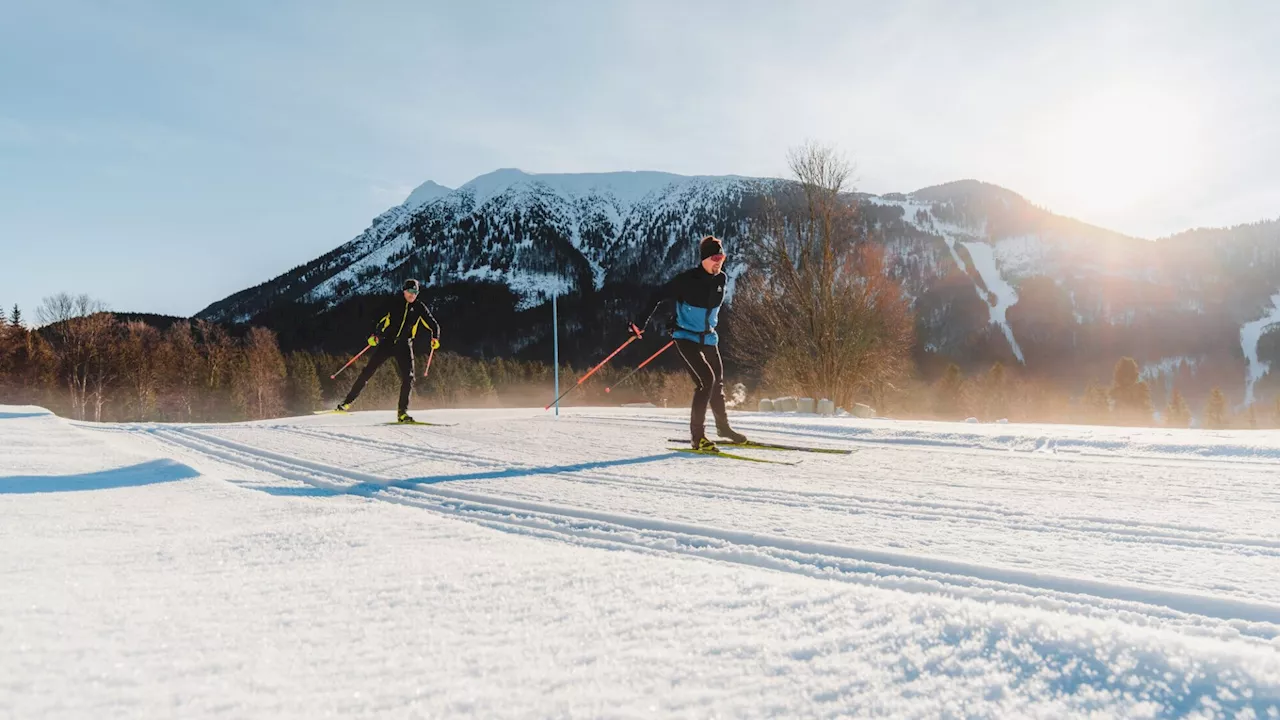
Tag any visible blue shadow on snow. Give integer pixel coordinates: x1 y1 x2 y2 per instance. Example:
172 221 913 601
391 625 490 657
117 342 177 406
0 411 50 420
256 486 341 497
0 458 200 495
244 452 679 498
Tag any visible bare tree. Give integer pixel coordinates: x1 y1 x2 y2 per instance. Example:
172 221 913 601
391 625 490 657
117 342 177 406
196 320 239 419
0 310 14 396
158 322 203 421
37 293 113 420
85 319 121 422
730 143 914 409
233 327 286 419
120 321 163 420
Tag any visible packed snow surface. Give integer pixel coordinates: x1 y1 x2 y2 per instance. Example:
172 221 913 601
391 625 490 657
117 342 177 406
3 405 1280 718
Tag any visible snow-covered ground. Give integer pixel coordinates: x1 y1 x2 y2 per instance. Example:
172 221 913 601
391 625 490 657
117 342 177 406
3 405 1280 718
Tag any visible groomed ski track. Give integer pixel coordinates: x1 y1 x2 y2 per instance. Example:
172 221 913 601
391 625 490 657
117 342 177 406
100 408 1280 643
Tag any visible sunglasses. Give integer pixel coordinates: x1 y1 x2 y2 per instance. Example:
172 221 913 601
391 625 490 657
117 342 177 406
707 253 726 262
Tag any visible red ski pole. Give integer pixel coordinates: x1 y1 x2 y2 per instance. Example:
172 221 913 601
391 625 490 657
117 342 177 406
330 345 372 380
605 340 674 394
544 325 643 410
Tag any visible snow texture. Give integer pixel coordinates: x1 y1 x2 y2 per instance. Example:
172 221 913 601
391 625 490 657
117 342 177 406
278 169 763 312
459 168 703 208
961 241 1026 364
4 405 1280 718
1240 291 1280 406
1142 356 1201 385
993 235 1048 280
872 194 1028 364
403 179 454 210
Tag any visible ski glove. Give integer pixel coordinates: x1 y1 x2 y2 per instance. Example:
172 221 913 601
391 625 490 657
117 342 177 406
430 337 440 350
367 335 380 347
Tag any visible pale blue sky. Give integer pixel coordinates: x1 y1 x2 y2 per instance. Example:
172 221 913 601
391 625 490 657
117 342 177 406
2 0 1277 318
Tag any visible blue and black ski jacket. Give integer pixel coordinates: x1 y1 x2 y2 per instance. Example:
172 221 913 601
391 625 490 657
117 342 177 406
640 265 727 346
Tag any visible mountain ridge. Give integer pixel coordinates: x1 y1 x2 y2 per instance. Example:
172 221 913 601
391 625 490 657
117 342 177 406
194 168 1280 409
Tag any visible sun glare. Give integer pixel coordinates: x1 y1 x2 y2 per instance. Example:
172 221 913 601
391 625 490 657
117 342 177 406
1040 86 1201 226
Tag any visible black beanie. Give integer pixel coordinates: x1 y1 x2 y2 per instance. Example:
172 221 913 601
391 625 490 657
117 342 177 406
403 279 420 293
699 235 724 261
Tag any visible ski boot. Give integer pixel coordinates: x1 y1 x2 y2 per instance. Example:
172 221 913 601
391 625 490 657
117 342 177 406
396 412 416 424
335 402 352 413
717 426 749 444
691 436 720 453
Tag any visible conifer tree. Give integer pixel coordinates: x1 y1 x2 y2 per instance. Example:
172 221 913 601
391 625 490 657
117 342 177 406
285 352 322 414
986 362 1009 419
935 363 964 416
1083 381 1110 423
1204 387 1227 429
1165 388 1191 428
1110 357 1152 425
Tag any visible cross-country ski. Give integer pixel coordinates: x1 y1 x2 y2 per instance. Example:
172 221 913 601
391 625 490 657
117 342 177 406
669 446 801 465
668 438 856 454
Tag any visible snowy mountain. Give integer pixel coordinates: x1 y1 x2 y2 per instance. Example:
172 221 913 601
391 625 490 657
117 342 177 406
196 169 1280 404
200 169 764 323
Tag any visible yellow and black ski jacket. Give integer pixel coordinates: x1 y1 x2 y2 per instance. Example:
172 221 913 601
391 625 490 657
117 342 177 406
372 297 440 347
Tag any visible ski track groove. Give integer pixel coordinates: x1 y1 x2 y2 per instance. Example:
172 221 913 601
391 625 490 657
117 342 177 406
133 425 1280 642
569 414 1280 472
275 424 1280 557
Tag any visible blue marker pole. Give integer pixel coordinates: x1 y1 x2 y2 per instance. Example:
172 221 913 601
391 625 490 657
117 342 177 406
552 291 560 417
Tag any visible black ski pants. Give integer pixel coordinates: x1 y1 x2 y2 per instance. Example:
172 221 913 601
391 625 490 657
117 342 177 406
342 341 415 414
674 338 730 440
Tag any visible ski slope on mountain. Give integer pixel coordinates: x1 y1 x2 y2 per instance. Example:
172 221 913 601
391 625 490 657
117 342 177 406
3 405 1280 718
1242 291 1280 406
959 240 1026 364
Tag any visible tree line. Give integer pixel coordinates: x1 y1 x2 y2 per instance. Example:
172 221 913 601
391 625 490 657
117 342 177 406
0 294 692 423
910 356 1276 429
4 143 1275 429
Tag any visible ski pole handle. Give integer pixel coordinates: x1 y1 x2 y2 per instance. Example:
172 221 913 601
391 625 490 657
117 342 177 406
330 345 372 380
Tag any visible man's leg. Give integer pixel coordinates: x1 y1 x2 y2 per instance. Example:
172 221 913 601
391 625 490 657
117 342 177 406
675 339 715 441
393 343 416 415
342 344 392 406
705 343 731 434
705 344 747 442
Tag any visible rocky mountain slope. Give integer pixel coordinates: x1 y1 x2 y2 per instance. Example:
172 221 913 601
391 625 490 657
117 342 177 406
197 169 1280 407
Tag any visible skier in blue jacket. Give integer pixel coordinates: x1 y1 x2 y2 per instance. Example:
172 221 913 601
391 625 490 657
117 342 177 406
635 236 749 451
